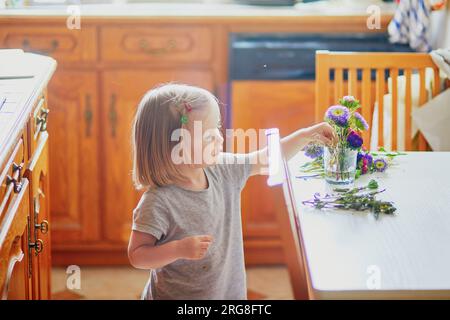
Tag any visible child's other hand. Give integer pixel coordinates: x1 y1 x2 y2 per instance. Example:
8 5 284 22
177 235 213 260
303 122 336 146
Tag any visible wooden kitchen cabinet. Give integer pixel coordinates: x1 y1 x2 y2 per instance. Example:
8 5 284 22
231 81 315 264
47 71 101 245
0 52 56 299
102 69 214 244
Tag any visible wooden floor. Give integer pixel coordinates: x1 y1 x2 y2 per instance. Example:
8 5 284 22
51 266 293 300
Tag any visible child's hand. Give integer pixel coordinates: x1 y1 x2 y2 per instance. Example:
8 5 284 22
302 122 336 146
177 235 213 260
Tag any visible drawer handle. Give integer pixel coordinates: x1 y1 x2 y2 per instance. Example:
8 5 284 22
22 38 59 54
51 39 59 51
84 94 93 137
109 94 117 138
36 108 49 132
12 162 23 180
6 175 23 194
5 160 24 194
139 38 177 55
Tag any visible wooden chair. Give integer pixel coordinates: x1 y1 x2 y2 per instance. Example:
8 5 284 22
315 50 443 151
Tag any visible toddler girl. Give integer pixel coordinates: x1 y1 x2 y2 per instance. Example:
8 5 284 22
128 83 335 299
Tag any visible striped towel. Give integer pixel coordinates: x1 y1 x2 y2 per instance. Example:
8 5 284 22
388 0 432 52
430 48 450 78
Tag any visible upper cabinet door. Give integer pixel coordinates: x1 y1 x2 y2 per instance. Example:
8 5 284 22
47 71 100 244
102 69 214 244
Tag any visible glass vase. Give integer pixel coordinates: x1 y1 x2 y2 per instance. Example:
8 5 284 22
323 146 358 185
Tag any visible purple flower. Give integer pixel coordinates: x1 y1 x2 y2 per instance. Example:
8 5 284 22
373 158 387 172
303 143 323 159
347 130 363 149
357 151 364 163
325 105 350 127
364 153 373 167
352 112 369 131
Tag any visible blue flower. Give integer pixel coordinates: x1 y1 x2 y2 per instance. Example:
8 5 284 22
303 143 323 159
325 105 350 127
347 130 363 149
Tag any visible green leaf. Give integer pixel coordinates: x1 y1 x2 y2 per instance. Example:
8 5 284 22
368 179 378 190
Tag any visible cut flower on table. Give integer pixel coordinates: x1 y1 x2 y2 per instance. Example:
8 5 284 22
299 96 405 181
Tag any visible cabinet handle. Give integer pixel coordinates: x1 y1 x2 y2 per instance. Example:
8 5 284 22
84 94 93 137
36 108 49 132
29 202 44 258
50 39 60 52
29 239 44 256
35 220 49 234
6 162 25 193
22 38 59 54
109 94 117 138
12 162 24 182
6 175 23 194
139 38 177 55
22 38 30 49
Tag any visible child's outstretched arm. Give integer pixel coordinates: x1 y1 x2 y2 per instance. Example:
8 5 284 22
128 230 213 270
249 122 336 176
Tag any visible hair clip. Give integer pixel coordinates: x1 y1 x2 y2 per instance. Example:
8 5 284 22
180 114 188 124
184 102 192 112
180 102 192 125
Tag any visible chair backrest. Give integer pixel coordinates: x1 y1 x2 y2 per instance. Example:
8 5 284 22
315 50 442 151
266 129 310 300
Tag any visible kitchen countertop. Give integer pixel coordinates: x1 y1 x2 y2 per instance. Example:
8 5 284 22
0 50 56 168
0 1 396 18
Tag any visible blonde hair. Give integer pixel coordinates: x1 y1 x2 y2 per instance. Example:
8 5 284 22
132 83 217 189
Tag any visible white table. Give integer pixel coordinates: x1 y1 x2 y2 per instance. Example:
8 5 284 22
287 152 450 299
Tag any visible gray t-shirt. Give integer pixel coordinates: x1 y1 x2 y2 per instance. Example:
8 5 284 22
132 153 253 300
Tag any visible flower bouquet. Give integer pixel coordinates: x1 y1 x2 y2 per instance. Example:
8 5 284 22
299 96 403 218
299 97 405 183
322 96 369 185
300 145 405 180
